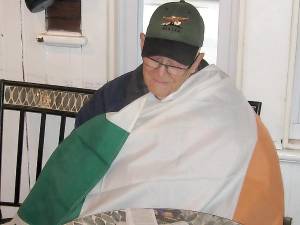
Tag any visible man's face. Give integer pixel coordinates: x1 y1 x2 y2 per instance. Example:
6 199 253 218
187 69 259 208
140 33 204 99
142 56 191 99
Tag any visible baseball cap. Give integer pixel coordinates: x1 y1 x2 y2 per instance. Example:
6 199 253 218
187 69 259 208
142 0 205 66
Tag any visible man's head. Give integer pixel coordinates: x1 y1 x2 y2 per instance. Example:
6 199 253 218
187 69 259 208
141 0 205 99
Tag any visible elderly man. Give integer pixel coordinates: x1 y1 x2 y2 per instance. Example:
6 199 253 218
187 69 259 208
11 1 283 225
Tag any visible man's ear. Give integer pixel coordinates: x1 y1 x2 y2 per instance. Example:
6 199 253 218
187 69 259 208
190 52 205 73
140 33 146 51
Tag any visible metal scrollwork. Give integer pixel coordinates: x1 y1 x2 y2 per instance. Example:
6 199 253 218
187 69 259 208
3 85 92 114
37 90 52 109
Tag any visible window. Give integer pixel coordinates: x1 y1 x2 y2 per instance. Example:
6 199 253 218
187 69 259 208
282 1 300 148
117 0 237 77
289 63 300 140
289 12 300 140
143 0 220 64
46 0 81 32
37 0 86 48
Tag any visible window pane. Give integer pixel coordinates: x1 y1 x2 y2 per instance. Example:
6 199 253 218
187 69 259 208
289 11 300 139
143 0 219 64
46 0 81 32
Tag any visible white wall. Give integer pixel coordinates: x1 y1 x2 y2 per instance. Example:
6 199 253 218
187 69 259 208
240 0 293 148
239 1 300 222
0 1 23 80
280 159 300 224
116 0 143 74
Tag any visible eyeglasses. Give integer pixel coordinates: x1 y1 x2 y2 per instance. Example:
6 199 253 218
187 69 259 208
143 57 189 76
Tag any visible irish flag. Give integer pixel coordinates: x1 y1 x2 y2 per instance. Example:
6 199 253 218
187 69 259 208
9 65 283 225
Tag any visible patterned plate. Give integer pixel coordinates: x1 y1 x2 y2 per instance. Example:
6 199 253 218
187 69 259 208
65 208 241 225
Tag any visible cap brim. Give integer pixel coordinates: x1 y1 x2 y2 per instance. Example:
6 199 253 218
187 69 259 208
142 37 199 66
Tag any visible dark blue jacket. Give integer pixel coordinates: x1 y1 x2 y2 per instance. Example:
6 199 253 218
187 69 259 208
75 60 209 128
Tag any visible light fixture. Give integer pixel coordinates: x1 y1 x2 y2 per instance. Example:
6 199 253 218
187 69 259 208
25 0 55 13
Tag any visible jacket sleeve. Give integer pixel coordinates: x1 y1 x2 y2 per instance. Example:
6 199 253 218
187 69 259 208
75 88 106 128
75 65 147 128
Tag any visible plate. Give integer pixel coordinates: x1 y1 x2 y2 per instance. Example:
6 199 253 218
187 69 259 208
66 208 242 225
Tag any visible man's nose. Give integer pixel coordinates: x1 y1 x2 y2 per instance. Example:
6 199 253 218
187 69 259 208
156 64 167 76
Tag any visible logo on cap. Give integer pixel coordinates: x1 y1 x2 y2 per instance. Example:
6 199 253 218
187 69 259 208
161 16 190 26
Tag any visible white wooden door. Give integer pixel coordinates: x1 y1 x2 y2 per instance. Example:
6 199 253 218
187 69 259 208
0 0 118 217
1 0 119 85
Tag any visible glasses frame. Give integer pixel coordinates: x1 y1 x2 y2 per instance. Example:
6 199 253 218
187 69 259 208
143 57 190 76
143 54 200 76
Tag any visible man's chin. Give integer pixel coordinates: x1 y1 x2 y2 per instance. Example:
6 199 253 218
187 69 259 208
150 90 170 100
147 83 172 99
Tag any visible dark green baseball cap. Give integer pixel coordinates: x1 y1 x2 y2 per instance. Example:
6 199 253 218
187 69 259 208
142 0 205 66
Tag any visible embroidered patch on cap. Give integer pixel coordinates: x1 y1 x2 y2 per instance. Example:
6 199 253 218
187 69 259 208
161 16 190 27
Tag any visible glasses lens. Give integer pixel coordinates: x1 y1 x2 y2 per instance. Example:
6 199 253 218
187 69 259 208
144 57 159 69
144 57 187 75
167 66 186 75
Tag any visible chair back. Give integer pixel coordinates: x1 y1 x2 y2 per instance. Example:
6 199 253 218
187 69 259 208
283 217 293 225
248 101 262 115
0 79 94 219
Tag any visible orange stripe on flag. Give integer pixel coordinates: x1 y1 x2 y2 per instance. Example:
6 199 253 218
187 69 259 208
233 116 284 225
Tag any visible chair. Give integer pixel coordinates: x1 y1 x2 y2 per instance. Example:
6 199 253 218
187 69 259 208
248 101 262 115
284 217 293 225
0 79 94 223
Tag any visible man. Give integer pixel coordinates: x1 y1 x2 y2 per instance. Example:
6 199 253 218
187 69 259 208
11 1 283 225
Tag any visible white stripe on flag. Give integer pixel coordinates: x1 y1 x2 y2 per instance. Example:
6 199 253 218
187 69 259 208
106 95 147 132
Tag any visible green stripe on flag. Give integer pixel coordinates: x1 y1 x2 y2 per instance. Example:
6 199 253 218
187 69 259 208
18 114 129 225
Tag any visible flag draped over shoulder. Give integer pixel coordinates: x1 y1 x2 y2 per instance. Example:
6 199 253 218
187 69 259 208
14 96 147 225
78 65 258 220
10 65 283 225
